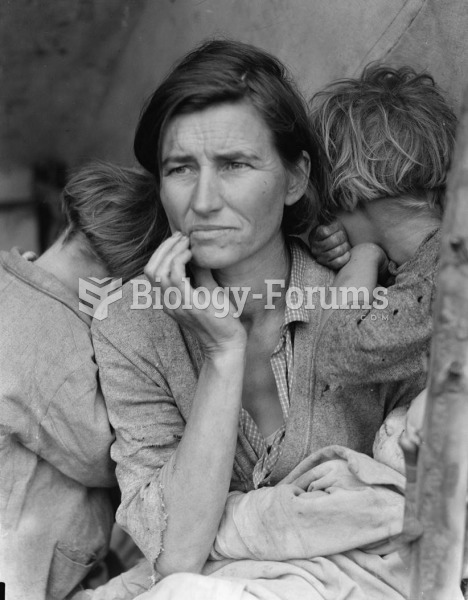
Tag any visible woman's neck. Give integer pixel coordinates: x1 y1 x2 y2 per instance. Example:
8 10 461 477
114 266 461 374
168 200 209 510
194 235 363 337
211 233 291 327
35 233 108 297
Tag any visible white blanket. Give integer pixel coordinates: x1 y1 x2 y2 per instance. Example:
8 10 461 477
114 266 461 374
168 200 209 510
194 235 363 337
138 445 455 599
86 446 463 599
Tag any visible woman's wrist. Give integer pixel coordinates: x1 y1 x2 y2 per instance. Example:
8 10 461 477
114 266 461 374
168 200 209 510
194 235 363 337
204 338 247 364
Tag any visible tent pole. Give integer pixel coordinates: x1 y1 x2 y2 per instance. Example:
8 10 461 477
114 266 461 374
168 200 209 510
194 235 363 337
409 89 468 599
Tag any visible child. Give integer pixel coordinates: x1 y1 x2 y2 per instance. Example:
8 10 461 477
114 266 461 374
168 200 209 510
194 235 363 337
307 66 461 585
308 64 456 399
372 388 426 474
0 162 164 600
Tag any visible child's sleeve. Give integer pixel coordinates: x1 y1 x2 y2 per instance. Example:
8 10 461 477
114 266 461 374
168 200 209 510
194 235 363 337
317 269 435 386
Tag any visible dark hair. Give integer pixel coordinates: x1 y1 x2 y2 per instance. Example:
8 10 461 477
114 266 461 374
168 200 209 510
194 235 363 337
62 161 168 283
134 38 320 236
310 64 457 221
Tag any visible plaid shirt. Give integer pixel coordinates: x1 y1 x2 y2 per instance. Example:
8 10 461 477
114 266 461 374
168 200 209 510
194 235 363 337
240 243 309 488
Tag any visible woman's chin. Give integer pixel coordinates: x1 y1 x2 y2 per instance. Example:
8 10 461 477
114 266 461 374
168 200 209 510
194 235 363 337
190 248 238 271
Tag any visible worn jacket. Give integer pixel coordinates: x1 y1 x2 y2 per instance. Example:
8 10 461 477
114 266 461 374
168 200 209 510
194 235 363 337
92 240 433 567
0 249 116 600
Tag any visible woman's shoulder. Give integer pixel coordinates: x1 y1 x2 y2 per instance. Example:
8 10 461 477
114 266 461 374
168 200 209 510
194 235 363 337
289 237 334 287
92 275 185 353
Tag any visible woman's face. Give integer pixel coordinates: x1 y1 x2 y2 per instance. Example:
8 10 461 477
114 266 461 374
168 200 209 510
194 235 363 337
159 101 306 270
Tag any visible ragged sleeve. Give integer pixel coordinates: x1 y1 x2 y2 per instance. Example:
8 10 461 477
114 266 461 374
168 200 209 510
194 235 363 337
92 324 185 566
317 262 437 387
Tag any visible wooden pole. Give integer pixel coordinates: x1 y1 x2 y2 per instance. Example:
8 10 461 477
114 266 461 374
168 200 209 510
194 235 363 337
409 90 468 599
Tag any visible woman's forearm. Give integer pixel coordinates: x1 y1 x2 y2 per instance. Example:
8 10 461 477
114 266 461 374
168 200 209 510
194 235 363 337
155 346 246 576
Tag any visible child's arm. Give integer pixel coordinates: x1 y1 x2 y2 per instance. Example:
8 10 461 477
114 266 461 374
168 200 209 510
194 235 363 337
316 231 439 387
321 242 388 329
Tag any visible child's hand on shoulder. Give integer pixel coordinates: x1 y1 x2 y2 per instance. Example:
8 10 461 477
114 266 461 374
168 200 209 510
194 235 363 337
309 220 351 270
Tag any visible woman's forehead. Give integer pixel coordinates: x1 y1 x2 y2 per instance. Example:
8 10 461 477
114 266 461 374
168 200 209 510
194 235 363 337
161 101 275 159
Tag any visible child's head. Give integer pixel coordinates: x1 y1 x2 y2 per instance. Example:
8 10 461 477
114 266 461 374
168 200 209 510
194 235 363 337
373 389 427 474
62 162 169 283
372 405 407 474
310 64 457 223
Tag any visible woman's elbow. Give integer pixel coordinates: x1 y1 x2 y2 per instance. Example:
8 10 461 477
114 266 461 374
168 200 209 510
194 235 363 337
155 550 207 577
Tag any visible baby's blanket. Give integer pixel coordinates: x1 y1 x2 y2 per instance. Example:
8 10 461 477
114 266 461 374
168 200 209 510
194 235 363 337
211 445 406 562
89 446 464 599
141 445 450 600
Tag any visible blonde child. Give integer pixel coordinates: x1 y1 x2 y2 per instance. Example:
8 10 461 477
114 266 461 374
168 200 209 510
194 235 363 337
308 65 456 405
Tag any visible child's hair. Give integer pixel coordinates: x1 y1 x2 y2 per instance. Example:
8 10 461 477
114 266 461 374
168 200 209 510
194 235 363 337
62 161 169 283
310 64 457 221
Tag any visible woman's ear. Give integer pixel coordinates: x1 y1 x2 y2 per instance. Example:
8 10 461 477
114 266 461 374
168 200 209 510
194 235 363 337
284 151 311 206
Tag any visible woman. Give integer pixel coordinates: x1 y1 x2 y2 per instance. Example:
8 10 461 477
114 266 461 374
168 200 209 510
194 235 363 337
0 162 161 600
92 41 428 598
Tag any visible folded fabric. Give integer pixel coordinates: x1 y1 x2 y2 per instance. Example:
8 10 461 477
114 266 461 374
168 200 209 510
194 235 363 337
211 445 407 561
143 446 452 599
82 447 465 599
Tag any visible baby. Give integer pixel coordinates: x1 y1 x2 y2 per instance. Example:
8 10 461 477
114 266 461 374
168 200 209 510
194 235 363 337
373 389 427 474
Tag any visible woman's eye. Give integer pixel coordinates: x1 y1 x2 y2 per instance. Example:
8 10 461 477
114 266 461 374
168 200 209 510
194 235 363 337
226 162 249 171
168 165 191 175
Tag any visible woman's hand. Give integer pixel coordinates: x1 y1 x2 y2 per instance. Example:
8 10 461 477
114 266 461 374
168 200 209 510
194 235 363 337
144 232 247 355
143 231 248 576
300 459 365 492
309 221 351 270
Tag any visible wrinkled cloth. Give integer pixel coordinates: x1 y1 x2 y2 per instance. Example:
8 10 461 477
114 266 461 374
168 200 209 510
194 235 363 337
0 249 116 600
211 446 406 562
136 446 457 600
92 241 428 567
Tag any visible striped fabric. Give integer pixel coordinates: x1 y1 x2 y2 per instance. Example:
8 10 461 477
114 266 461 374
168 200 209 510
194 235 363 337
240 243 309 488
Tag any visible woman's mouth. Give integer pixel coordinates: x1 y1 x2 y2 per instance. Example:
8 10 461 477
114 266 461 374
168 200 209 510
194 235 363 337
189 226 233 240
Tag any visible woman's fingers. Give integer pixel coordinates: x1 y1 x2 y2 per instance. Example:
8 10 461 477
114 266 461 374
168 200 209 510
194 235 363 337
157 237 190 283
158 238 190 285
169 248 193 285
301 460 342 490
142 233 247 351
145 232 189 284
301 459 364 492
146 231 183 269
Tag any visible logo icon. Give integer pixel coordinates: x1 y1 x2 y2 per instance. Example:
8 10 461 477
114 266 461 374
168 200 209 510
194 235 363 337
78 277 123 321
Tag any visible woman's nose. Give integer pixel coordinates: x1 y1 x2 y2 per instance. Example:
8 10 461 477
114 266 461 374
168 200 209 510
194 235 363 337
190 168 223 214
